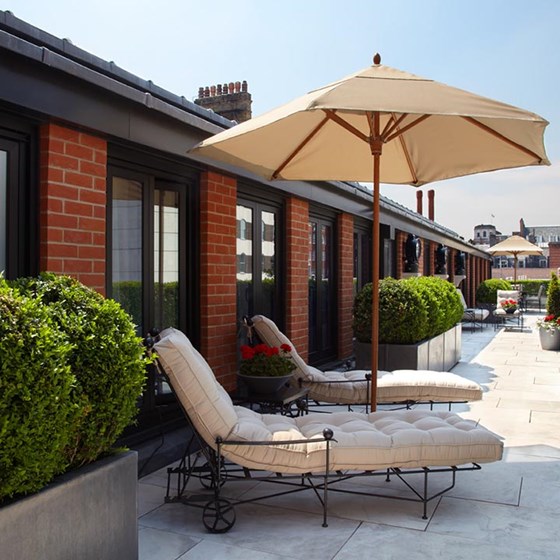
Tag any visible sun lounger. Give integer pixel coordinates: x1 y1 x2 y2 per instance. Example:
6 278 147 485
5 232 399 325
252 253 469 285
151 327 503 532
249 315 482 407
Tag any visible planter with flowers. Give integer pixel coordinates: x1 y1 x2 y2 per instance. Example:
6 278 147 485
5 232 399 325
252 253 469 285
500 298 519 314
537 272 560 351
536 314 560 351
239 343 297 394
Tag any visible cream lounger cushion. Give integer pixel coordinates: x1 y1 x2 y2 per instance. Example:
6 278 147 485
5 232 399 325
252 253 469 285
154 328 502 474
251 315 482 404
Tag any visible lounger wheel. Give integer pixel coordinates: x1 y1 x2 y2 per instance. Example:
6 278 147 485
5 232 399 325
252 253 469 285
202 498 236 533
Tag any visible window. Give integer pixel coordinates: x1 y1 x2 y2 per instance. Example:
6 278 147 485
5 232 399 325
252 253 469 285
236 201 280 328
108 153 195 437
0 118 37 279
309 214 336 364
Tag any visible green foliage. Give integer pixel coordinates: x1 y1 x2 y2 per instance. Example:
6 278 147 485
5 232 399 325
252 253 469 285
0 281 78 502
475 278 512 304
12 273 147 468
404 276 463 338
353 276 463 345
516 279 550 296
378 278 429 344
352 282 373 343
546 272 560 317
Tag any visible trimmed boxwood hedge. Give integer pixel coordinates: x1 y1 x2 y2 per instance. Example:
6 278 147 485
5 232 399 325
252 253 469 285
353 276 463 344
1 273 148 503
13 273 147 468
0 280 78 501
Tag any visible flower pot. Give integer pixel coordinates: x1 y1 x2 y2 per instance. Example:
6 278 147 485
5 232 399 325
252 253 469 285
539 327 560 351
237 373 294 395
505 306 517 314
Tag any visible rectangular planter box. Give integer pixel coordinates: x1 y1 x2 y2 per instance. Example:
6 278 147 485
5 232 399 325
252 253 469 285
355 324 462 372
0 450 138 560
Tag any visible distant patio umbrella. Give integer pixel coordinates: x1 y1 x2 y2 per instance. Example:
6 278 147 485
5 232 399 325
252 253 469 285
189 54 549 410
486 235 543 282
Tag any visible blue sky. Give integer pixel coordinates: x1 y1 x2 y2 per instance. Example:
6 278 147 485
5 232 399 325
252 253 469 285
2 0 558 241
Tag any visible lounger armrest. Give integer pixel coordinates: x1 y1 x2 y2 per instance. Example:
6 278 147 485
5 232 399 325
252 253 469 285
297 373 371 386
217 428 336 448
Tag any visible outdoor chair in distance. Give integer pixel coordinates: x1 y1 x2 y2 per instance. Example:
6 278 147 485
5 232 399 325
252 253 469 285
456 289 489 331
249 315 482 410
150 327 503 533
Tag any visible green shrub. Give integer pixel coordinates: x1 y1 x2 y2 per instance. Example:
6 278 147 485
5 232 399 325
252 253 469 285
516 279 550 296
12 273 147 468
404 276 444 338
353 276 463 345
378 278 429 344
475 278 512 304
0 281 78 502
546 272 560 317
352 282 373 343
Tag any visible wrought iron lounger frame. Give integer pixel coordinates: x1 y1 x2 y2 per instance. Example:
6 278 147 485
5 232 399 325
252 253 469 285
147 334 482 533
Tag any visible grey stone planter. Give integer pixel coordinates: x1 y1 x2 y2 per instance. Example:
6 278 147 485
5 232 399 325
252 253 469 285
354 324 462 371
539 327 560 351
0 450 138 560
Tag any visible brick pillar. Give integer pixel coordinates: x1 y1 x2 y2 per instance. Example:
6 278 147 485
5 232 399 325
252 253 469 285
200 171 238 389
549 242 560 270
39 123 107 294
337 213 354 360
285 197 309 361
395 230 406 279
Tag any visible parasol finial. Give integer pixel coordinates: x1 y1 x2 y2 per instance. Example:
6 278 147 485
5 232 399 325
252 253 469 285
373 53 381 65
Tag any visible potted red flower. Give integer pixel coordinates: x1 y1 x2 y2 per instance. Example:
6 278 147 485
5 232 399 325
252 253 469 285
239 343 296 394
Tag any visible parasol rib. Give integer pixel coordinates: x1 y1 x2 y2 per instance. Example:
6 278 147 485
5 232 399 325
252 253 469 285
385 114 431 143
323 110 370 143
271 114 331 179
462 117 544 162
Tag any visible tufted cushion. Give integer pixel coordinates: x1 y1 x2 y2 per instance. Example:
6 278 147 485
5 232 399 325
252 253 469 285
224 408 503 473
154 328 238 446
251 315 482 404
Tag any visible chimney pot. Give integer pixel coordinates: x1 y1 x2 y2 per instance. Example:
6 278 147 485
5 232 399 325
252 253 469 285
204 86 210 98
242 80 248 92
210 85 216 97
217 84 222 95
416 191 423 215
198 87 204 98
428 189 435 221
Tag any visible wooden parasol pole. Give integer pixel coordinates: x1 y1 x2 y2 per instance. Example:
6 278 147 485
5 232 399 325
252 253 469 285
370 110 382 411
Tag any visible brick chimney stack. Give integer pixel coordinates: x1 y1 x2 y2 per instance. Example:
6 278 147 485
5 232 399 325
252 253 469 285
416 191 423 215
195 80 252 123
428 189 435 221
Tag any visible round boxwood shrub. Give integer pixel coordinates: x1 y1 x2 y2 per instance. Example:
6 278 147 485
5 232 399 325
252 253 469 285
475 278 512 304
0 281 77 502
353 278 429 344
12 273 147 468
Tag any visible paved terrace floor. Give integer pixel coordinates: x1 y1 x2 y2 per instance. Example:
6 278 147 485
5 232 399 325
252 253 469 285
137 312 560 560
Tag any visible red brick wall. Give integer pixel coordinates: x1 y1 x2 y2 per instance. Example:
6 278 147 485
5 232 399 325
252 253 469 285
549 242 560 270
337 213 354 360
285 197 309 361
39 123 107 294
199 171 238 389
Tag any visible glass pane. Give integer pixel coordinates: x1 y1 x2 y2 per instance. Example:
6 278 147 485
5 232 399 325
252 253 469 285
112 177 143 333
320 225 331 351
154 189 179 330
0 151 6 274
237 205 253 320
308 222 317 351
261 210 275 319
